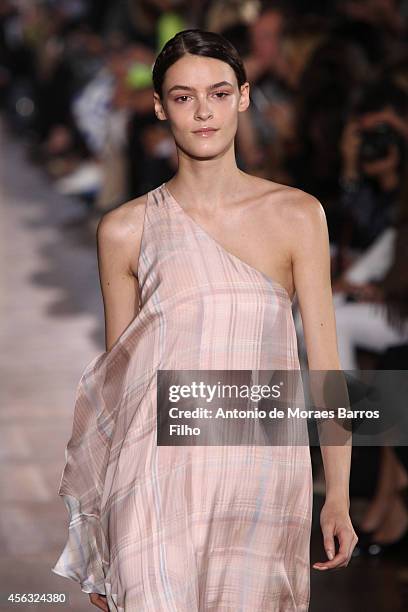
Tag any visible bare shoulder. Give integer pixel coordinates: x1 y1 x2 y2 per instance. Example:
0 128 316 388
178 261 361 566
96 192 148 246
249 177 327 238
242 176 329 265
256 177 324 221
96 193 149 277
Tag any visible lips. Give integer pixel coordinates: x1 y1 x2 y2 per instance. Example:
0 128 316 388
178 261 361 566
193 128 218 133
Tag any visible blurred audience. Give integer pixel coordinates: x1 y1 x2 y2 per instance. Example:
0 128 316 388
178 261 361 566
332 181 408 369
352 345 408 559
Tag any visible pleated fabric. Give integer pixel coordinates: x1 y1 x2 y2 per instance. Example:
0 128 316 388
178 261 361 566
51 182 313 611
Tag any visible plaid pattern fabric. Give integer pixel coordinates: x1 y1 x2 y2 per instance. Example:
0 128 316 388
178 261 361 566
51 182 313 611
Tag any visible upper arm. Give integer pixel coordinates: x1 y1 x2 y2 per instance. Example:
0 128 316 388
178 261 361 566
290 193 341 370
96 198 146 352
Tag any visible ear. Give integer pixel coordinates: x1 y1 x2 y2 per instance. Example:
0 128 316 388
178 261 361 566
238 82 250 113
153 93 167 121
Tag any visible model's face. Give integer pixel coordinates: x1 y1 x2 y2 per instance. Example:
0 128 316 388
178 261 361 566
154 54 249 159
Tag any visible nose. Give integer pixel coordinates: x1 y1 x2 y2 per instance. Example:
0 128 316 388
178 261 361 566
194 97 213 120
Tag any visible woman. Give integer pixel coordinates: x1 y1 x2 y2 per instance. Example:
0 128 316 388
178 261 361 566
51 29 357 611
337 82 408 255
332 151 408 369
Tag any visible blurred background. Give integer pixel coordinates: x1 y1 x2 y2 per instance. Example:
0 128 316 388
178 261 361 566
1 0 408 610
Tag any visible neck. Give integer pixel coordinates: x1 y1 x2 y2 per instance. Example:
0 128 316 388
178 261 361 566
168 144 248 209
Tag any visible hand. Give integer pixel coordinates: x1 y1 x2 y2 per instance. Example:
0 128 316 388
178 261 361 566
313 500 358 570
361 142 400 177
359 108 408 141
89 592 109 611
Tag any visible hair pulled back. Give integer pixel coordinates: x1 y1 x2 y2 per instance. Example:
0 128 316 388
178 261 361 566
152 29 247 100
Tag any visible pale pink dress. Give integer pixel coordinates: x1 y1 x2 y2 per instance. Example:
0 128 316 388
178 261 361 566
51 182 313 611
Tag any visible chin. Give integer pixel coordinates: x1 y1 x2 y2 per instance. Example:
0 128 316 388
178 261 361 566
185 141 225 157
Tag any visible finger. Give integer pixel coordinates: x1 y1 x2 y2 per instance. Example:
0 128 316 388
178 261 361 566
321 523 335 561
333 526 354 567
348 532 359 560
342 534 356 567
314 528 354 570
313 549 348 570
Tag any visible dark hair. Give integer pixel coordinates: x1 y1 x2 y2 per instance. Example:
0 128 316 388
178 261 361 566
152 29 247 100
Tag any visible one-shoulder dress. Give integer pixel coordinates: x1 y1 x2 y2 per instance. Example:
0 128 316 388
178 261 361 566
51 182 313 611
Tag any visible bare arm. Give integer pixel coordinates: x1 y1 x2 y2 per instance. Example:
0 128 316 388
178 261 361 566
290 193 357 569
88 197 147 609
291 196 340 370
96 195 147 352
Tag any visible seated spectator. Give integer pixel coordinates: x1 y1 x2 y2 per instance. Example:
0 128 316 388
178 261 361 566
294 156 408 370
337 80 408 255
332 173 408 369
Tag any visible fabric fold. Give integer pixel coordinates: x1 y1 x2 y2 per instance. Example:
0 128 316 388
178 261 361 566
51 493 106 595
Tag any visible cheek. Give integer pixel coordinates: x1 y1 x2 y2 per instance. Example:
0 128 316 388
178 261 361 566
221 97 239 118
168 107 192 130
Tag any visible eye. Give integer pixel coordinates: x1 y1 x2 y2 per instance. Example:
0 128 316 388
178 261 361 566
174 92 230 103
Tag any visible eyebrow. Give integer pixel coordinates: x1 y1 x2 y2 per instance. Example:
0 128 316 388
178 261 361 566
167 81 234 94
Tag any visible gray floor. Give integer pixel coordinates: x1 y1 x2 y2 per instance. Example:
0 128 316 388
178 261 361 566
0 119 105 611
0 119 407 611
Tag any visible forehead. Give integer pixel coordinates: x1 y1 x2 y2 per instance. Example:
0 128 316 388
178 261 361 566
163 54 236 90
